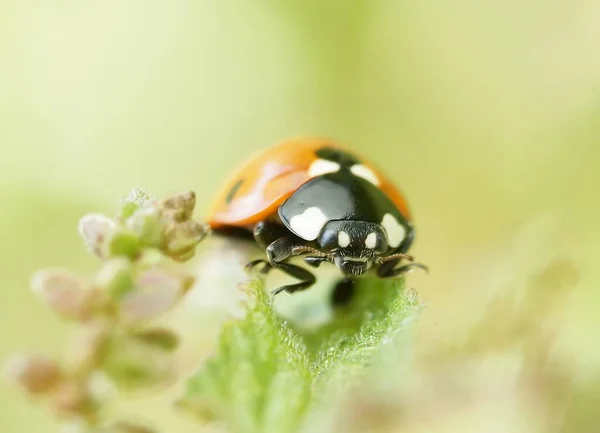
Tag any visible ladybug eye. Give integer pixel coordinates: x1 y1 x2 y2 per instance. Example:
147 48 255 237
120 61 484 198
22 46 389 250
317 226 340 251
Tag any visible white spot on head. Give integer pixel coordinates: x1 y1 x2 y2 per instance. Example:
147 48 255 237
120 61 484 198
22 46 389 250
350 164 380 185
365 232 377 249
338 231 350 248
308 159 340 177
381 214 406 248
289 207 329 241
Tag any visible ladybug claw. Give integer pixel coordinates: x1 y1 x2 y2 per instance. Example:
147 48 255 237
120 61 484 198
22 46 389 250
271 286 287 296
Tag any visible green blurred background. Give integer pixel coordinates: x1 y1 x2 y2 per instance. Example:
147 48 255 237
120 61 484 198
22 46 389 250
1 1 599 432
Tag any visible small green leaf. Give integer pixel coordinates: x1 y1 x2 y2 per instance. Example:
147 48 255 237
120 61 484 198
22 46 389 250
182 281 312 433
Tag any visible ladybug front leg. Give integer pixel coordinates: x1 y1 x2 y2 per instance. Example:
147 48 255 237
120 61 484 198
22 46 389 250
248 220 317 294
265 236 317 295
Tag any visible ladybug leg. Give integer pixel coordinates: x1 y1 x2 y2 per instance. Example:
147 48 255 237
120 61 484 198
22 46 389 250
377 258 429 278
265 237 317 295
246 221 292 274
270 263 316 295
249 221 318 294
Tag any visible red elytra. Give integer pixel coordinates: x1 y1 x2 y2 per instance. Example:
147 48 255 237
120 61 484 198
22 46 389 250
206 138 412 230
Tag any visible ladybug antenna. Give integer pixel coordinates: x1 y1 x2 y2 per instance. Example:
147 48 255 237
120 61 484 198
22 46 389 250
291 245 334 268
292 245 333 258
375 253 415 265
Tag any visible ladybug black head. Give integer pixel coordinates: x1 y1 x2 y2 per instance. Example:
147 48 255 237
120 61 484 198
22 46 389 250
316 220 389 276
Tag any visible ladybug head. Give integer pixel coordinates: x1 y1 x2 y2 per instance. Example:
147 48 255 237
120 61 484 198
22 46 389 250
316 220 389 276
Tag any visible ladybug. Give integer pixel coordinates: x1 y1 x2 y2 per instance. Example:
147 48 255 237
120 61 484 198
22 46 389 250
207 138 426 295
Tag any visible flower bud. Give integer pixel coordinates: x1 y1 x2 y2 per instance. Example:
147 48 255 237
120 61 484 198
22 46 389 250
158 191 196 222
168 246 196 262
51 381 92 418
164 221 209 260
118 188 155 220
126 207 165 248
135 248 164 268
118 269 185 322
4 353 62 394
78 214 116 259
31 269 96 321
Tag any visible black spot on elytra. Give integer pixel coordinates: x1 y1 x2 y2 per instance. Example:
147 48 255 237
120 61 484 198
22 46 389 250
315 147 360 168
225 179 244 204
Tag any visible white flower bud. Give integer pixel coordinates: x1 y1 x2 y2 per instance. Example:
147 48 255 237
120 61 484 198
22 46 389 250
118 269 185 322
31 269 96 321
78 214 116 259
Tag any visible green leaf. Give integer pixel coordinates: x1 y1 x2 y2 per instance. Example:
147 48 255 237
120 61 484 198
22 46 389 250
307 278 421 393
182 281 312 433
181 277 420 433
